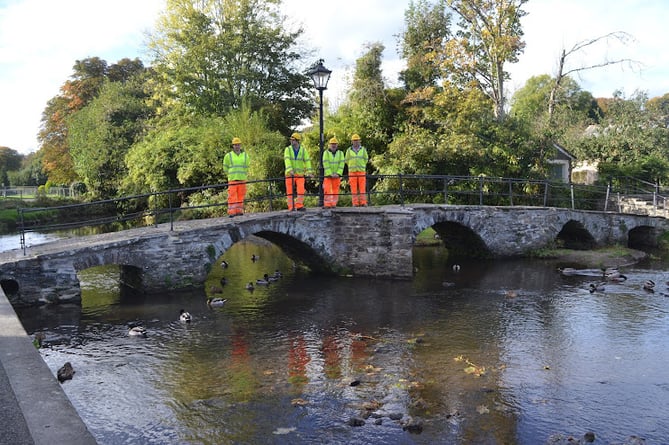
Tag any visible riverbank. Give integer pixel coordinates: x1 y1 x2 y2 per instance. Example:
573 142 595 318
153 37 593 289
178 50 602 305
531 245 649 269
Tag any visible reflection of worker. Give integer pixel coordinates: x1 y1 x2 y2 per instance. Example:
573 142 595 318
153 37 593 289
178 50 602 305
345 134 369 207
283 132 312 211
322 137 344 208
223 137 250 217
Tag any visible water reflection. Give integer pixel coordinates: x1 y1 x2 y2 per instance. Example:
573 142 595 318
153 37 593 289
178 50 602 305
15 239 669 444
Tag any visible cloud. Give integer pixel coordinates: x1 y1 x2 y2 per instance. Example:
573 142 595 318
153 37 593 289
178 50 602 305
1 0 668 156
0 0 163 154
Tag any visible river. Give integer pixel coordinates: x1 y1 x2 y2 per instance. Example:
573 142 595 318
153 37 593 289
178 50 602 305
12 236 669 444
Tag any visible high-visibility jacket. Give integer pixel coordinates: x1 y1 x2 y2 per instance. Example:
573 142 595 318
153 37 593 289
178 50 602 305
323 149 344 176
284 145 313 176
223 151 250 181
345 146 369 173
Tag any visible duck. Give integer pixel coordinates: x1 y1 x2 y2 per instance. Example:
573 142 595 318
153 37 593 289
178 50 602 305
605 272 627 283
256 274 271 285
504 290 518 298
558 267 578 276
207 297 227 308
220 260 229 269
643 280 655 292
267 273 279 282
589 282 606 293
246 282 255 291
452 264 461 272
128 326 148 337
57 362 75 383
251 254 260 262
179 309 192 323
220 277 227 286
272 269 283 279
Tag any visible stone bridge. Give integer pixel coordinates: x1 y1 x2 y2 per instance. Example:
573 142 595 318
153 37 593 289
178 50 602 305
1 204 667 306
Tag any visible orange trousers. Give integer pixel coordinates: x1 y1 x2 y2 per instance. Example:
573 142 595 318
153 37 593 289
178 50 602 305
227 180 246 215
323 177 341 208
349 171 367 206
285 175 306 210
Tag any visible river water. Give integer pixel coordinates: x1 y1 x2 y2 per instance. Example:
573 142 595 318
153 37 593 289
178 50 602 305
13 236 669 444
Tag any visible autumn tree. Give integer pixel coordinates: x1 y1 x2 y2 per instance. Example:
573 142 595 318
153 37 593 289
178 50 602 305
148 0 313 135
38 57 148 187
67 71 154 198
38 57 108 184
443 0 527 121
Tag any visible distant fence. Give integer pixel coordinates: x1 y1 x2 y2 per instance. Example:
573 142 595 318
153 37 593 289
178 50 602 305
17 173 669 251
0 186 76 200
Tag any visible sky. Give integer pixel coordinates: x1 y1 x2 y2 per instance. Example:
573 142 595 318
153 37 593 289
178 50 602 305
1 0 668 155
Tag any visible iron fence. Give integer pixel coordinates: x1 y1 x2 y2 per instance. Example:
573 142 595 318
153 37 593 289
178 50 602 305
16 174 668 251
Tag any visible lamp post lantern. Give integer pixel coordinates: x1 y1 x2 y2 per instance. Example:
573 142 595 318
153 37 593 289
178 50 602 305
307 59 331 207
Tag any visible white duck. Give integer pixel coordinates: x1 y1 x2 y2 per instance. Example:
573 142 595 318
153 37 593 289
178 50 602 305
207 297 228 308
179 309 192 323
128 326 147 337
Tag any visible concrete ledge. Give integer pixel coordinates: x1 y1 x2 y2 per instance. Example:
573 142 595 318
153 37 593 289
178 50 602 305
0 290 97 445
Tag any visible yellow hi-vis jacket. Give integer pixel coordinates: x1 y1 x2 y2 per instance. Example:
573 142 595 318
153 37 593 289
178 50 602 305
284 145 313 176
345 146 369 173
323 149 344 176
223 151 250 181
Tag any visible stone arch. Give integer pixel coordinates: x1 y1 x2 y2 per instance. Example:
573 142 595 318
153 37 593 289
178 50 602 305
628 225 659 249
252 230 335 274
428 221 491 257
557 220 596 250
0 279 19 297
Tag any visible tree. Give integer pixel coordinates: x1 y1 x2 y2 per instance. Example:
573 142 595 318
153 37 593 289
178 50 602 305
38 57 147 186
575 91 669 183
0 147 22 187
148 0 313 135
122 103 284 201
398 0 452 91
67 74 154 198
38 57 108 184
443 0 527 121
510 74 600 169
548 32 640 123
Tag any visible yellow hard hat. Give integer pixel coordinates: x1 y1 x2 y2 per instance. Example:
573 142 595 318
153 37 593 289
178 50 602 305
231 137 242 144
290 132 301 141
351 134 361 141
329 137 338 144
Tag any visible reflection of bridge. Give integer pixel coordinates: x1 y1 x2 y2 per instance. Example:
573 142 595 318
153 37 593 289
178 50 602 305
2 204 668 306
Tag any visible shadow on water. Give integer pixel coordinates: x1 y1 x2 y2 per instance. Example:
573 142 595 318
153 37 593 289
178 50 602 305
14 237 669 444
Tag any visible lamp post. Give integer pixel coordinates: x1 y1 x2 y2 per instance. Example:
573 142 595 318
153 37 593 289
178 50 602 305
307 59 331 207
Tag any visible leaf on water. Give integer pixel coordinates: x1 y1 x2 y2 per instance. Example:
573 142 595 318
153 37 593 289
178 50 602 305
273 427 297 435
476 405 489 415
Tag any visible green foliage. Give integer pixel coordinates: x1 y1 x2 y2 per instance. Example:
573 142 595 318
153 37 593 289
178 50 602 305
399 0 451 91
122 104 285 203
573 91 669 183
149 0 313 134
68 75 154 198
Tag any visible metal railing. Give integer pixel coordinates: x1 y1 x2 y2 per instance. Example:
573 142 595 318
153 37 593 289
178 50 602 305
16 174 668 252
